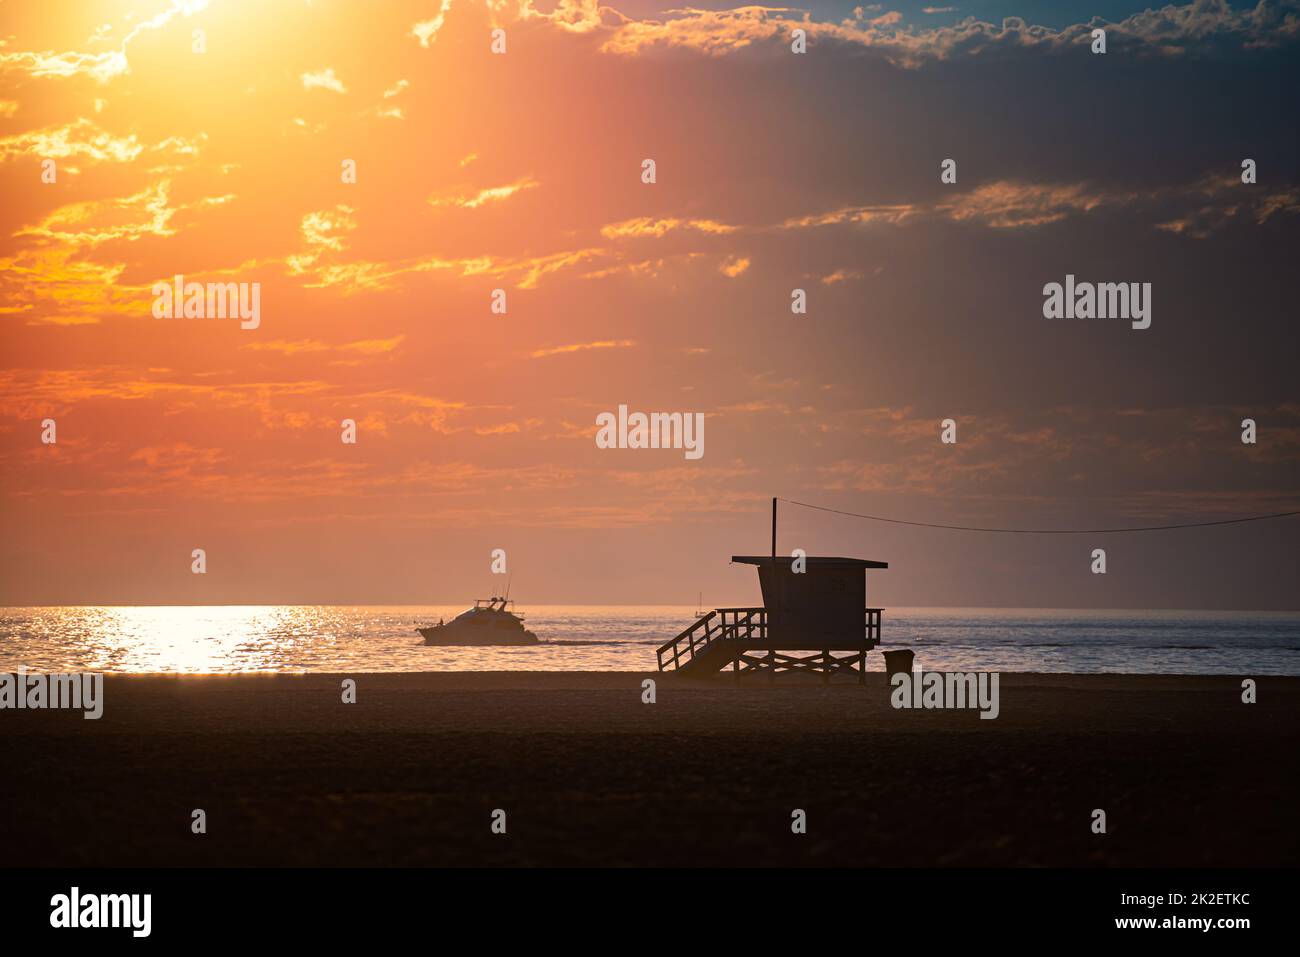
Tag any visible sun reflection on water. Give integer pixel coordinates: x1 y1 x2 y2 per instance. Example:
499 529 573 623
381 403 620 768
54 606 323 673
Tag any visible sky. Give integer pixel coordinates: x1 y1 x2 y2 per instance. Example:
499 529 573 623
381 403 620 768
1 0 1298 609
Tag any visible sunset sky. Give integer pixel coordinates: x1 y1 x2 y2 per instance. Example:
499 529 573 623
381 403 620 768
2 0 1297 608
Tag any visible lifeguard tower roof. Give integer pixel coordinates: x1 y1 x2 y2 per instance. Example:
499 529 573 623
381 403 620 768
731 555 888 568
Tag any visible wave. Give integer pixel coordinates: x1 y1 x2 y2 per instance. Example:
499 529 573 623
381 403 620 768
540 639 645 647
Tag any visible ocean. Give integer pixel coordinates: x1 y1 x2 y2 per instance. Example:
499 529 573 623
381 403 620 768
2 605 1298 674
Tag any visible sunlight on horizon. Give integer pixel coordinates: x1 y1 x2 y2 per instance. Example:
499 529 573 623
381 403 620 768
45 605 326 673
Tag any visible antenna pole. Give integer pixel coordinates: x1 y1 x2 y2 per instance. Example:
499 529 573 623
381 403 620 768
771 497 777 561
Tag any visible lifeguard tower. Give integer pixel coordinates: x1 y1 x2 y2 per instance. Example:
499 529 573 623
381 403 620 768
657 550 887 681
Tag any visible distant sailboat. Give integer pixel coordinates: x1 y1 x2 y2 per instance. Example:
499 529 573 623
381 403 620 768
694 592 705 617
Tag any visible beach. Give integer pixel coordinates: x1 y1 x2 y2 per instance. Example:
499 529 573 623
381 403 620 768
2 672 1296 867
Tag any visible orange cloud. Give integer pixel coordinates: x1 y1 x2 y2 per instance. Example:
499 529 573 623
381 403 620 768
16 180 233 247
411 0 456 47
244 336 406 356
428 176 540 209
939 181 1127 229
601 216 738 239
531 340 637 359
718 255 750 278
0 118 144 164
0 248 143 326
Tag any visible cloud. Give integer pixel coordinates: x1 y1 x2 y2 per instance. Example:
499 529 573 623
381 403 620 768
938 180 1127 229
776 182 1108 233
531 339 637 358
598 7 799 58
301 67 347 93
0 47 128 83
594 1 1300 65
1154 180 1300 238
428 176 540 209
518 0 606 34
0 247 137 326
0 0 210 82
776 175 1299 237
15 180 234 247
285 205 358 276
809 403 1300 515
718 255 750 277
0 118 143 164
368 80 410 119
780 203 917 230
411 0 456 47
282 220 608 292
244 336 406 356
600 216 738 239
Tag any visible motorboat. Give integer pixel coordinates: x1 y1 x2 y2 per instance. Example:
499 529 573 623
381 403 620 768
417 597 539 646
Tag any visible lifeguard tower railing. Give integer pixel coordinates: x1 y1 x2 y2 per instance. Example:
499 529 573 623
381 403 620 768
656 606 883 674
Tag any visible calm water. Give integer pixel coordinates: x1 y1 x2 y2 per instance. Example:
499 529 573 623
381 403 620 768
1 606 1298 674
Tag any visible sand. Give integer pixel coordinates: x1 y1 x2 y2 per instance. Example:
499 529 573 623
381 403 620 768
2 671 1295 866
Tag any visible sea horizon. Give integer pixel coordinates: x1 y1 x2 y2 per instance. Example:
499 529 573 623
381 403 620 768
4 605 1298 676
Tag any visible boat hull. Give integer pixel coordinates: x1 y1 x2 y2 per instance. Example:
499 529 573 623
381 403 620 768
418 626 538 646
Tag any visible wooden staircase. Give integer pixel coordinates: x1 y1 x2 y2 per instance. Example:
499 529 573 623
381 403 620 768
657 607 883 677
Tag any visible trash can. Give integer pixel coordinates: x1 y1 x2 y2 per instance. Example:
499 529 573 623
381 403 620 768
882 649 915 681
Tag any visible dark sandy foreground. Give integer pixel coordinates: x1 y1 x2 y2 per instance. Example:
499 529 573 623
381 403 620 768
1 672 1296 867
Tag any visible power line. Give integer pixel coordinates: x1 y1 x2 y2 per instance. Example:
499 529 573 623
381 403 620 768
778 498 1300 535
